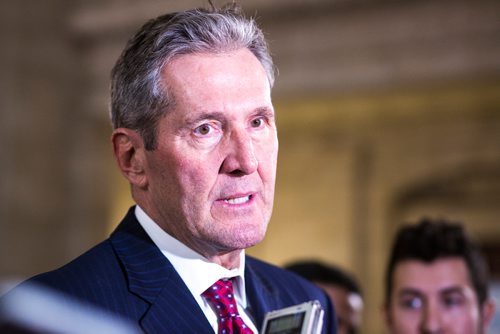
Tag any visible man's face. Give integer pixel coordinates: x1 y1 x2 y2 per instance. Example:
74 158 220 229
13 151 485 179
385 258 491 334
142 49 278 258
318 283 363 334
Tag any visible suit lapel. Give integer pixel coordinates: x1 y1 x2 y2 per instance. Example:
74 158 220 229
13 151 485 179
245 257 281 331
110 208 213 333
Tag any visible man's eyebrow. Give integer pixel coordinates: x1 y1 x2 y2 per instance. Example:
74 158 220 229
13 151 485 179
397 288 424 297
182 111 227 126
439 286 465 295
253 106 275 118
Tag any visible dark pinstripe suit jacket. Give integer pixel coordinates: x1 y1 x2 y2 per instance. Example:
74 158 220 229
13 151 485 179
8 207 336 333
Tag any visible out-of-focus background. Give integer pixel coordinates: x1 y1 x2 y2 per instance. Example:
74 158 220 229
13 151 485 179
1 0 499 333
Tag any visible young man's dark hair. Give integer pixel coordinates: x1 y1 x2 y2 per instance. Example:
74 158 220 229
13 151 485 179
286 261 362 297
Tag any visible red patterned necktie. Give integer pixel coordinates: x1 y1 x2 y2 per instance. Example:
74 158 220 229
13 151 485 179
202 278 254 334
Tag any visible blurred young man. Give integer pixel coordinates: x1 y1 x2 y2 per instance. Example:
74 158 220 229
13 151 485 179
383 219 495 334
286 260 363 334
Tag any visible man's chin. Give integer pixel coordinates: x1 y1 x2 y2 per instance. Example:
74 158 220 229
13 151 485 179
237 228 268 249
221 227 267 250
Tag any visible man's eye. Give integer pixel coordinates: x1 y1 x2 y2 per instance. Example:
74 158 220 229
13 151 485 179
399 296 423 310
194 123 213 136
442 294 464 308
250 117 264 128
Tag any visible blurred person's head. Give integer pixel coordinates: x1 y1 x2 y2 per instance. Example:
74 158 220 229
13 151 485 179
286 260 363 334
383 218 496 334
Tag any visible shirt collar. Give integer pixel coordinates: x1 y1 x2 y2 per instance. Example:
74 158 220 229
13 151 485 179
134 205 248 305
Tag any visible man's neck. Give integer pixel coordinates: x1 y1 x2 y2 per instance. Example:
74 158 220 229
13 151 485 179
205 250 243 270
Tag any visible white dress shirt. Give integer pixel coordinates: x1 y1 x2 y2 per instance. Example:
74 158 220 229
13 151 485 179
135 206 258 333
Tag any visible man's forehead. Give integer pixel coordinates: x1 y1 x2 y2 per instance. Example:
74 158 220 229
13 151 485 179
393 257 474 293
160 50 271 103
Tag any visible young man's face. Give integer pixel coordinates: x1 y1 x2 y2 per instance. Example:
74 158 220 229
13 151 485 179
385 257 495 334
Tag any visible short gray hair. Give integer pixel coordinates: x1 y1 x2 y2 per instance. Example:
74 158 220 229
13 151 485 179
110 3 276 150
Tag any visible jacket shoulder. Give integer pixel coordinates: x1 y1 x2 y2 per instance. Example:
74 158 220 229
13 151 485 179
246 256 337 334
246 256 323 297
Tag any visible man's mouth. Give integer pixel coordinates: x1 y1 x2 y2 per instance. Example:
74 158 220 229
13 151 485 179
223 195 252 205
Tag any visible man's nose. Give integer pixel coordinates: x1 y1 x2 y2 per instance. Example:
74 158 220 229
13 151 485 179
419 303 443 334
219 128 258 175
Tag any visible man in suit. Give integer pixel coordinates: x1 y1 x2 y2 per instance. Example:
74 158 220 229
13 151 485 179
1 3 336 333
383 219 496 334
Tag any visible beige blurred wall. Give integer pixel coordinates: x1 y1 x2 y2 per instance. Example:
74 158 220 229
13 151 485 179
1 1 500 333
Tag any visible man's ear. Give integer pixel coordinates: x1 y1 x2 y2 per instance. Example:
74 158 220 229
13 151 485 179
112 128 148 188
481 297 496 331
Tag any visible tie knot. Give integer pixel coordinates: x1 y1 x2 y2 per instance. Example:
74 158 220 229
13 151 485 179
202 278 254 334
202 278 238 318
